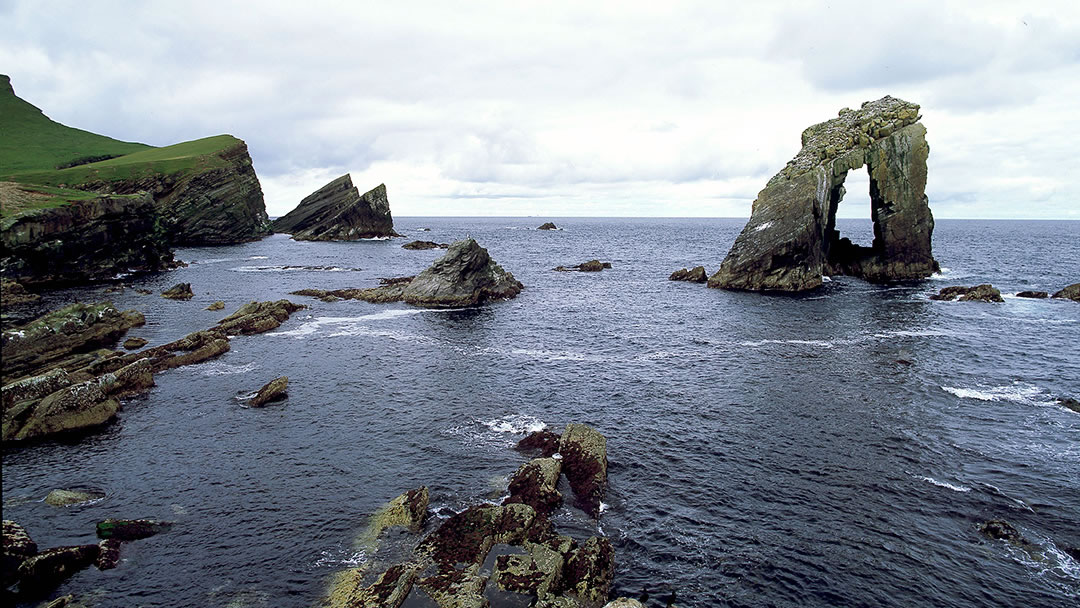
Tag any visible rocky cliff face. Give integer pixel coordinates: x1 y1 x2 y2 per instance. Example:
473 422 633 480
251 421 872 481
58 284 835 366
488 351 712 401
0 187 174 286
85 141 272 246
709 96 938 291
271 175 395 240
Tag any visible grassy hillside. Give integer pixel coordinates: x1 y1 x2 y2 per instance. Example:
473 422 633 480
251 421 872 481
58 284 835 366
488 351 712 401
0 74 153 173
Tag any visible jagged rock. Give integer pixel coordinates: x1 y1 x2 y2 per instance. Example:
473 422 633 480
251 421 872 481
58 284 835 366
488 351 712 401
161 283 194 300
930 284 1004 302
559 424 608 518
44 489 105 507
1052 282 1080 301
555 260 611 272
1 301 145 383
564 537 615 606
1058 397 1080 414
516 430 562 457
979 519 1022 543
122 337 148 349
2 369 71 409
503 458 563 516
216 300 305 335
0 278 40 306
16 544 99 592
418 568 489 608
325 564 418 608
402 240 449 250
272 176 396 240
7 379 119 441
0 187 175 286
538 222 558 230
95 538 122 570
2 520 37 587
418 503 549 567
1015 291 1048 299
248 376 288 407
669 266 707 283
710 96 938 291
494 541 566 599
604 599 645 608
95 519 173 541
206 300 225 310
128 329 230 372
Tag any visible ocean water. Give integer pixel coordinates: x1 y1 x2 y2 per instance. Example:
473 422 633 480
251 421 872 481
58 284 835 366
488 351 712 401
3 218 1079 608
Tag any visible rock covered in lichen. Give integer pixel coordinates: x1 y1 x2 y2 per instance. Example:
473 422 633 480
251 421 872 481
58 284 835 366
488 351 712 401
161 283 194 300
503 457 563 516
248 376 288 407
216 300 305 335
559 424 608 518
44 489 105 507
669 266 708 282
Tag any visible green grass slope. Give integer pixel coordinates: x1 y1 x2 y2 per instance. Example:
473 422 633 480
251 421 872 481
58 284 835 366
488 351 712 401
0 74 152 173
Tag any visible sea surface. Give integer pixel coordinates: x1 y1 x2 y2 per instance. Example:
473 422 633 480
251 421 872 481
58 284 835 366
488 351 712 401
3 218 1079 608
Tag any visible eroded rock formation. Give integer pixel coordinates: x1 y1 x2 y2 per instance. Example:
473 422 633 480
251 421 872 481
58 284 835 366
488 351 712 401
709 96 939 291
272 175 396 240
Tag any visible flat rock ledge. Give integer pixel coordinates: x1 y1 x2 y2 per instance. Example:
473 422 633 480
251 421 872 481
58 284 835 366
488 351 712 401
321 423 625 608
555 260 611 272
291 238 523 308
710 96 938 292
930 284 1004 302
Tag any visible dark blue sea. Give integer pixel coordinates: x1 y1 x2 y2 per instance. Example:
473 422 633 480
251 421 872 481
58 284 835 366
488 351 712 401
3 218 1079 607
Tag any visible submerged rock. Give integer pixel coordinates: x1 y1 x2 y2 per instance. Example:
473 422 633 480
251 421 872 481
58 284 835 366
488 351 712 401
930 284 1004 302
1052 282 1080 301
44 489 105 507
1015 291 1048 299
122 337 148 350
95 519 173 541
248 376 288 407
555 260 611 272
710 96 938 291
402 240 449 250
669 266 708 283
2 520 38 587
1058 397 1080 414
538 222 558 230
272 176 396 240
559 424 608 518
206 300 225 311
161 283 194 300
17 544 99 592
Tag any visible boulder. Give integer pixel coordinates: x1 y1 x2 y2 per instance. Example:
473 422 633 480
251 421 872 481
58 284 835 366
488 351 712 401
206 300 225 311
161 283 194 300
0 278 40 306
16 544 99 592
709 96 938 291
44 489 105 507
503 457 563 516
1 301 145 383
8 379 119 441
930 284 1004 302
248 376 288 407
564 537 615 606
95 538 122 570
122 337 148 350
669 266 708 283
272 176 397 240
2 369 71 409
538 222 558 230
493 541 566 599
1058 397 1080 414
2 520 37 587
516 430 562 457
555 260 611 272
1015 291 1048 299
95 519 173 541
402 240 449 250
417 503 548 567
1052 282 1080 301
324 564 418 608
558 424 608 518
216 300 305 335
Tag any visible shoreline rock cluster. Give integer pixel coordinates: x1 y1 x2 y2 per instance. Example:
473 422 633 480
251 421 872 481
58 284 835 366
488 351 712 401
323 423 630 608
930 282 1079 303
555 260 611 272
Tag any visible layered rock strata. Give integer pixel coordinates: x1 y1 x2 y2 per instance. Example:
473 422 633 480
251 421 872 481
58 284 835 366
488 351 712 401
709 96 939 291
272 175 396 240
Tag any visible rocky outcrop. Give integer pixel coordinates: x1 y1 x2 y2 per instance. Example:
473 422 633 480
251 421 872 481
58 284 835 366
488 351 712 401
1016 291 1048 299
16 544 99 592
559 424 608 518
216 300 305 335
122 337 147 350
555 260 611 272
1052 282 1080 301
402 240 449 250
0 278 40 307
44 489 105 507
272 175 396 240
709 96 938 291
930 284 1004 302
248 376 287 407
504 457 564 516
517 430 562 457
206 300 225 310
1058 397 1080 414
292 239 523 308
2 520 37 587
0 187 175 286
538 222 558 230
95 519 173 541
161 282 193 300
669 266 708 283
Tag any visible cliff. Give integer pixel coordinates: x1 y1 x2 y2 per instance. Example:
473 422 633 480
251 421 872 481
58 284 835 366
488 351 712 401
272 175 396 240
708 96 938 291
0 182 174 286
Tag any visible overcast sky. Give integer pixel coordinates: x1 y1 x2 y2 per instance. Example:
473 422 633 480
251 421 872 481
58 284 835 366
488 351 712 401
3 0 1078 218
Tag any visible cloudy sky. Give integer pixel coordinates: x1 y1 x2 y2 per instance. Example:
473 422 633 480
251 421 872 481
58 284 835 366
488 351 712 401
3 0 1078 218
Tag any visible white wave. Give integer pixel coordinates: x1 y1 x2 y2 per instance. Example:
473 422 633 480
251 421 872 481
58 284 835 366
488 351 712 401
359 236 391 241
248 256 269 260
235 391 259 401
482 414 546 435
822 275 833 282
942 382 1059 406
230 265 361 273
636 351 677 361
312 548 367 569
192 257 236 265
201 362 258 376
873 329 962 338
268 310 434 338
915 475 972 493
739 338 846 348
508 347 589 361
598 502 609 514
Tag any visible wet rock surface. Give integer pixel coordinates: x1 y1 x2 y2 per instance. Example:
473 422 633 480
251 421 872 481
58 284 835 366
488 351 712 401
272 176 396 240
516 430 562 457
160 282 193 300
95 519 173 541
16 544 99 592
710 96 938 291
503 457 563 516
1015 290 1048 299
559 423 609 518
44 489 105 507
402 240 449 250
669 266 707 283
930 284 1004 302
248 376 288 407
1052 282 1080 301
216 299 305 335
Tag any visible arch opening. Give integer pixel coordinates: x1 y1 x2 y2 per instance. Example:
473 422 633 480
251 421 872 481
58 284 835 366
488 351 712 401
824 166 882 276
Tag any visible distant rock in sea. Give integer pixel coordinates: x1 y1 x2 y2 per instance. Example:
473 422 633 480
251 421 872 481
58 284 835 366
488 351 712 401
669 266 708 283
1015 291 1048 299
401 240 449 250
1052 282 1079 301
554 260 611 272
709 96 938 291
930 284 1003 302
272 175 397 241
538 222 558 230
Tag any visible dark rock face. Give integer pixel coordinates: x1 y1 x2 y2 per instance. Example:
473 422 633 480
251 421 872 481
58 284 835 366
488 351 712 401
709 96 938 291
538 222 558 230
0 190 175 286
161 282 194 300
402 240 449 250
272 176 395 240
1058 397 1080 414
669 266 708 282
1016 291 1049 299
930 284 1004 302
2 520 38 587
516 430 561 457
249 376 288 407
555 260 612 272
1052 282 1080 301
16 544 99 592
559 424 608 518
95 519 173 541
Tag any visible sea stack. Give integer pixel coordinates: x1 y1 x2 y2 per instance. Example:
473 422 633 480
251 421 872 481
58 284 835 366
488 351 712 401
272 175 396 241
709 96 938 291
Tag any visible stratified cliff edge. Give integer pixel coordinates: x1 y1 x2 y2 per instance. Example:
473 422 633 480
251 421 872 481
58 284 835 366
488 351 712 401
709 96 938 292
272 175 396 240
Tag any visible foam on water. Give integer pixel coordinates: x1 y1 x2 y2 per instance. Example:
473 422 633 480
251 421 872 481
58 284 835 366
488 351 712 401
914 475 972 493
230 265 362 273
941 382 1059 407
201 361 259 376
482 414 547 435
269 310 435 338
312 548 367 569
